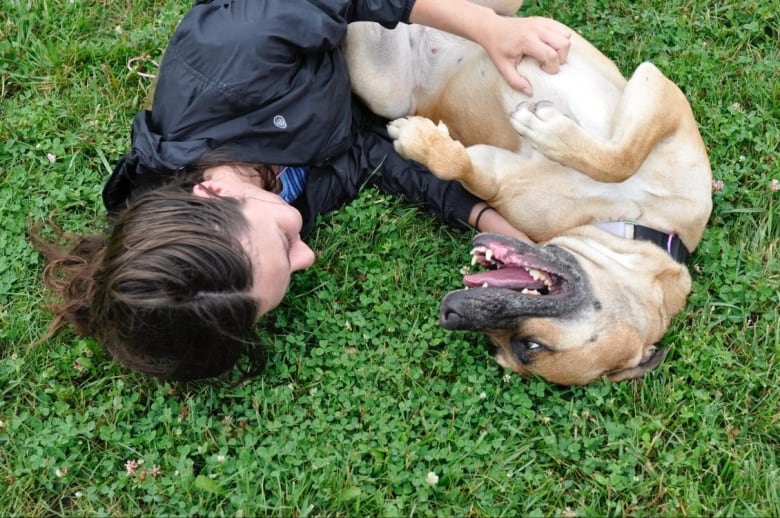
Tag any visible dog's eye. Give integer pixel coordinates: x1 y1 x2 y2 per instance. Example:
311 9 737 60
525 340 542 350
510 337 548 365
511 337 546 351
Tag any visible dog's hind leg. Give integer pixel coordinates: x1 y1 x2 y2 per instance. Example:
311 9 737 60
344 22 417 118
510 62 693 183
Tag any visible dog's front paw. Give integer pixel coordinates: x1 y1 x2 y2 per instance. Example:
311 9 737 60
387 116 470 182
387 116 450 163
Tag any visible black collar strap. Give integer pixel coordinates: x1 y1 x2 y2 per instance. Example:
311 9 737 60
594 221 690 264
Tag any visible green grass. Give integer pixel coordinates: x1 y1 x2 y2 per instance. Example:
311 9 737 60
1 0 778 515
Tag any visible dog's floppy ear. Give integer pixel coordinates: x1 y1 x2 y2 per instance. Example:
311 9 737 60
606 346 669 382
655 261 692 320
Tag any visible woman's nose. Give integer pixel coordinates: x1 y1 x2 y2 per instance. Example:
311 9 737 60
291 241 315 271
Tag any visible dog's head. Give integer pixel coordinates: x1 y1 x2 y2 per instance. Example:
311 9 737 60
441 230 692 385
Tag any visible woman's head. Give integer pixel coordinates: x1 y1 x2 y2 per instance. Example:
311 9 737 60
33 168 314 381
195 165 316 313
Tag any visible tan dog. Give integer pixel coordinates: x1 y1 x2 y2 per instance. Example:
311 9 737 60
344 1 712 385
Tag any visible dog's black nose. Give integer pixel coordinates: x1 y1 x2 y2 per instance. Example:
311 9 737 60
439 306 464 329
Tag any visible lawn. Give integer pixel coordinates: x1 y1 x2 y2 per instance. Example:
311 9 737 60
1 0 778 516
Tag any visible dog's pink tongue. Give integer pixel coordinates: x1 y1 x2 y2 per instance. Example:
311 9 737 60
464 267 536 289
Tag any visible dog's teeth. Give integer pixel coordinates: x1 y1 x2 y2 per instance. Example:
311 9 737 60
485 249 493 262
482 282 489 288
521 288 541 295
527 268 551 286
471 254 479 266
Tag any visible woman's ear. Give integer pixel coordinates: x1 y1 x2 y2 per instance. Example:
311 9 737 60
193 180 222 198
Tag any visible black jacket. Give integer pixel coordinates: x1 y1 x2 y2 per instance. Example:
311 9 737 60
103 0 478 235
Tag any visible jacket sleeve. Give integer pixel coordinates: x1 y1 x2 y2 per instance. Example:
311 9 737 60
361 121 479 229
293 99 479 237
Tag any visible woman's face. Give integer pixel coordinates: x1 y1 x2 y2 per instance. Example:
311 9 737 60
195 167 315 316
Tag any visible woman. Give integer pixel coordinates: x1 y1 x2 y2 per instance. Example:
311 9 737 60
36 0 570 381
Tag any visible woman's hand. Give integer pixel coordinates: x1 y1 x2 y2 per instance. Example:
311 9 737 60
409 0 572 95
480 15 571 95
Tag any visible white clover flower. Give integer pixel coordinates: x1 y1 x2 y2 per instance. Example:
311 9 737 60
479 391 487 400
426 471 439 486
47 153 56 163
125 459 139 475
770 179 779 192
216 455 226 463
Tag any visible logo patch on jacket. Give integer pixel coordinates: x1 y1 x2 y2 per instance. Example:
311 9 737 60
273 115 287 129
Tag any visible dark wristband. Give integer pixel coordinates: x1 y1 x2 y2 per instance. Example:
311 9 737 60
474 205 492 230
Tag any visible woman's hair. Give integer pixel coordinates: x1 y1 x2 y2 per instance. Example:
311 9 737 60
31 178 264 381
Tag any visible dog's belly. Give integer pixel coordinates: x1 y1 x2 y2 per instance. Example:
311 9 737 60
508 51 625 143
417 35 626 153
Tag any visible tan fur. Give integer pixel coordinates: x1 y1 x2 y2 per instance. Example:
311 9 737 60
344 1 712 384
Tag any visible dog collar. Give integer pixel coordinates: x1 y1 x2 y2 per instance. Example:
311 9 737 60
594 221 690 264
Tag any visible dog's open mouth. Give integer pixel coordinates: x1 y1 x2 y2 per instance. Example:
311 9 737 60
464 240 564 296
440 234 588 330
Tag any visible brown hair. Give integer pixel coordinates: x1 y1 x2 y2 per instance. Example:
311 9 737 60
31 181 263 381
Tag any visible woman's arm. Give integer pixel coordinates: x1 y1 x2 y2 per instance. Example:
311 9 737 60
408 0 571 95
468 202 532 242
